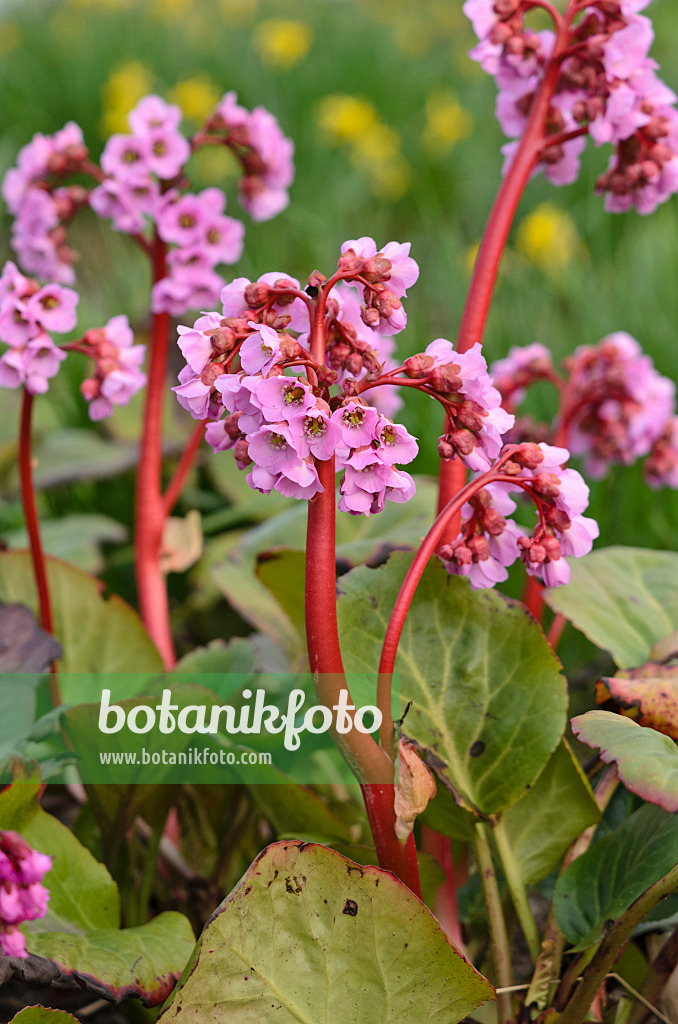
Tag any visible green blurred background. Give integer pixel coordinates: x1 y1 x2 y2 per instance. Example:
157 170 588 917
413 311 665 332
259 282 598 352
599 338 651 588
0 0 676 662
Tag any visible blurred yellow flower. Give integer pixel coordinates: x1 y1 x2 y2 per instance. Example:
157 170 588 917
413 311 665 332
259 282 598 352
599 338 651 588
316 95 378 145
253 19 313 69
70 0 137 7
218 0 258 25
515 203 585 271
150 0 192 16
168 75 221 125
101 61 154 138
423 90 473 157
190 145 240 188
0 21 20 56
316 94 409 201
465 241 480 275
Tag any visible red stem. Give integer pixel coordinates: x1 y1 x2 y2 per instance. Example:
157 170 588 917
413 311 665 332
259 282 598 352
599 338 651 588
163 419 207 516
18 390 61 706
523 574 545 621
134 233 175 668
421 826 465 951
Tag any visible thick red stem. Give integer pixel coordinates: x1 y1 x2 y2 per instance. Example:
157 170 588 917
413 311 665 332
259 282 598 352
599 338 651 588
437 14 572 527
134 234 175 668
304 296 421 893
523 574 545 621
18 391 61 706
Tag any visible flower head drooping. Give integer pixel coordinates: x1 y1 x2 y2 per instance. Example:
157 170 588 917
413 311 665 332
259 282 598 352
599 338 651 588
439 442 599 589
0 262 76 394
205 91 295 222
0 830 51 958
404 338 514 472
465 0 678 212
79 315 147 420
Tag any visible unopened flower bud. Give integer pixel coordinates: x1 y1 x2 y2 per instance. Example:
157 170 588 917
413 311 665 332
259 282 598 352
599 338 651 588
468 535 490 561
373 288 400 317
208 327 236 354
200 361 225 387
482 508 506 536
429 364 462 394
221 316 251 334
317 365 337 387
224 411 242 439
527 541 546 564
361 305 381 328
342 378 361 398
279 335 301 360
531 472 561 498
272 278 298 305
233 438 251 468
307 269 326 290
345 352 364 375
80 377 100 400
456 399 486 432
360 256 392 283
338 248 361 273
546 506 571 531
514 442 543 469
244 282 271 308
403 353 435 378
450 428 476 456
437 439 455 460
328 342 351 369
542 536 562 561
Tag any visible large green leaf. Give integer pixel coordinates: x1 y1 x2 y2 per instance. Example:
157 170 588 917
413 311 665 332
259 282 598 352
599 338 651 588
8 428 139 489
572 710 678 812
0 771 119 932
29 913 195 1005
553 802 678 950
160 840 494 1024
337 553 567 815
0 551 163 674
0 772 194 1004
498 741 600 887
544 547 678 668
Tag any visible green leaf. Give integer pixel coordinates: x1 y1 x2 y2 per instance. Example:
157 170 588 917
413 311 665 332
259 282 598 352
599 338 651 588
9 1009 79 1024
571 710 678 812
0 675 44 762
159 840 494 1024
337 553 567 815
30 913 195 1006
247 783 353 844
0 770 195 1005
544 546 678 668
498 741 600 887
173 637 257 675
0 770 120 932
256 549 307 641
2 514 127 573
0 551 163 674
553 802 678 950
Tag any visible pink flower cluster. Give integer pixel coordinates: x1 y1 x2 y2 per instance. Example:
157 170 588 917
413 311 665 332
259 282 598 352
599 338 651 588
1 123 88 283
173 241 422 513
0 262 75 394
439 442 599 589
465 0 678 212
490 333 678 488
205 91 295 222
89 95 244 316
0 830 51 958
404 339 514 472
79 315 147 420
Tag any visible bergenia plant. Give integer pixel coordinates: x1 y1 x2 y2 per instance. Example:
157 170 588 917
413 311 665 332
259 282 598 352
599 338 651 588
1 3 678 1024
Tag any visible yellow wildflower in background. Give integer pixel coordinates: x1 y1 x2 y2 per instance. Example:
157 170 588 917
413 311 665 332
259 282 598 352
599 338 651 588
101 61 154 137
316 95 378 146
316 94 409 201
253 19 313 69
168 75 221 125
0 21 20 57
515 203 585 271
150 0 192 17
423 90 473 157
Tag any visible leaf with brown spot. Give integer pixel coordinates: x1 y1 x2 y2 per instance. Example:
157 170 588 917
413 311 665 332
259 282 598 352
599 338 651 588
160 840 494 1024
597 661 678 739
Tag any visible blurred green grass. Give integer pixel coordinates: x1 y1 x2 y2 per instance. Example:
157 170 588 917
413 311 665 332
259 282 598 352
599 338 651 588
0 0 677 557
